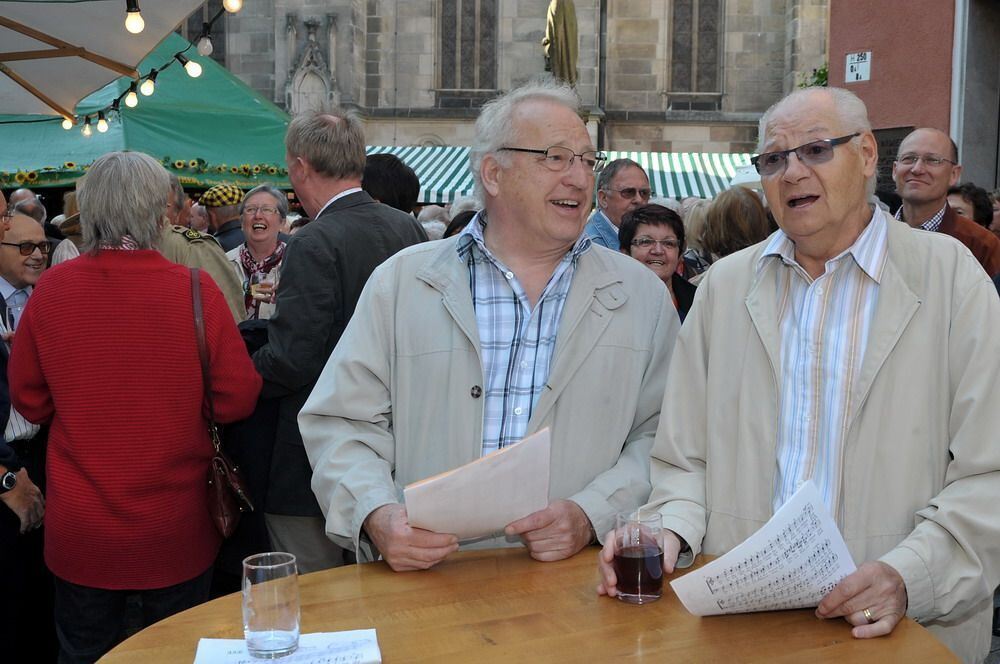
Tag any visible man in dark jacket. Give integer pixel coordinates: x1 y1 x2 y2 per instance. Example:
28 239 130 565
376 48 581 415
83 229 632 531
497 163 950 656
253 110 427 572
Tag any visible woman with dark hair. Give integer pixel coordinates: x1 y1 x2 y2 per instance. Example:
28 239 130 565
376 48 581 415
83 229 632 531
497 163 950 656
8 151 262 662
619 203 697 321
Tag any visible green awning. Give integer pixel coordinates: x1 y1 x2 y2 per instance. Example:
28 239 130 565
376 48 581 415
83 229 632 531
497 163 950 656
0 33 290 189
369 146 752 204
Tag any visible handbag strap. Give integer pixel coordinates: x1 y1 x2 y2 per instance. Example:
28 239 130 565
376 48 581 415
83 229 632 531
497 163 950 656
191 268 221 453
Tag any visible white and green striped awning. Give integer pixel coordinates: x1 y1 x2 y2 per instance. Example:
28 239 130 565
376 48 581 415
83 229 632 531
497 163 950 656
367 146 752 204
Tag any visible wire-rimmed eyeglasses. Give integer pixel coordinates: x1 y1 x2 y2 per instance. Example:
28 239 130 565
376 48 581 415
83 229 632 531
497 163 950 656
498 146 607 173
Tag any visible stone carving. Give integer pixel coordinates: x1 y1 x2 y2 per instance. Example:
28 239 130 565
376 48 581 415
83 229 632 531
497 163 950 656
286 16 338 114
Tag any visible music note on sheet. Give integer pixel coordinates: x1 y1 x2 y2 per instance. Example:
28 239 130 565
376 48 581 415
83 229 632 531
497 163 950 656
670 481 856 616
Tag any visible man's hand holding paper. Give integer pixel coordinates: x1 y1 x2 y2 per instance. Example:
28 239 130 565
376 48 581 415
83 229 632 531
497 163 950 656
363 504 458 572
504 499 592 562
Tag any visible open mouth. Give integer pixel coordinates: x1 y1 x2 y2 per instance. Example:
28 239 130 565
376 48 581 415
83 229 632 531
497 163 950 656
551 199 580 209
251 223 268 231
646 260 665 266
788 195 819 209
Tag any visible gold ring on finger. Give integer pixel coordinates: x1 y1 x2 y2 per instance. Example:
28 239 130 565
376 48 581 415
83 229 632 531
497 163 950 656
863 607 875 624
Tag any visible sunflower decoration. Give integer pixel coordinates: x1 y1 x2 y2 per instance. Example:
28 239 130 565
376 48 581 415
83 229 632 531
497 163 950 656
173 159 186 170
252 165 262 175
266 166 278 175
14 171 28 184
188 159 199 169
216 164 228 173
230 166 239 174
64 161 77 169
26 171 38 183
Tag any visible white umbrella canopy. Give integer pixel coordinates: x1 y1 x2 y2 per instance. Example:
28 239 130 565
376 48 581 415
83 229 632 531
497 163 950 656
0 0 206 118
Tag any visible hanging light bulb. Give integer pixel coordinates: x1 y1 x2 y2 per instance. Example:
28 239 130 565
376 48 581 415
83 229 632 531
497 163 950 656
197 34 214 57
61 117 73 130
222 0 243 13
176 53 203 78
140 70 157 96
82 117 93 137
124 0 144 34
124 82 139 107
97 112 109 133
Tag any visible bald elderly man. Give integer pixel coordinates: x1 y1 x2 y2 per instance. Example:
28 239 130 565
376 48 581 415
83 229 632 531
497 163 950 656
599 87 1000 662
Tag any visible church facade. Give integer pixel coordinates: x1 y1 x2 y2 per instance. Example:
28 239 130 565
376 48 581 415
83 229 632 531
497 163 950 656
186 0 828 152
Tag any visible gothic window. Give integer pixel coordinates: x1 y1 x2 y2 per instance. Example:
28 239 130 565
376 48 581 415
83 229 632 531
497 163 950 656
437 0 497 108
668 0 722 111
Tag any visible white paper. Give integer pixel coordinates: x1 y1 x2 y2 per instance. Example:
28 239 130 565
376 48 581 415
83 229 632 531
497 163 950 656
193 630 381 664
670 480 856 616
403 428 551 540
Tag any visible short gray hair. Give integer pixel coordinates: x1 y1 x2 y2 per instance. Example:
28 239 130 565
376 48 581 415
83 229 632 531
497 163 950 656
286 110 366 179
470 78 581 203
78 151 169 252
596 158 647 208
239 184 289 218
757 86 876 196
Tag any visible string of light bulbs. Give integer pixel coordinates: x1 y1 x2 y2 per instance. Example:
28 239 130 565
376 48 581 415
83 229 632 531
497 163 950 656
9 1 242 134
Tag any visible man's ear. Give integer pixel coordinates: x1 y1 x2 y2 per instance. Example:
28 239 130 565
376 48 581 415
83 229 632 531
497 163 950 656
481 154 503 198
859 132 878 180
949 164 963 188
596 189 608 210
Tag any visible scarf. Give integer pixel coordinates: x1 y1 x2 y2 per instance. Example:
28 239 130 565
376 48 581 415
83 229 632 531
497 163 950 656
240 240 286 319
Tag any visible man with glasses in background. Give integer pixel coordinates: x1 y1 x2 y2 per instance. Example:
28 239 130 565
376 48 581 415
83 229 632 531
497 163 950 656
597 86 1000 663
300 80 679 572
893 127 1000 277
0 208 54 660
584 158 652 247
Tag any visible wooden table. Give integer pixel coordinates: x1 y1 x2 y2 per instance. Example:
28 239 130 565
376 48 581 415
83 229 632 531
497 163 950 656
101 548 956 662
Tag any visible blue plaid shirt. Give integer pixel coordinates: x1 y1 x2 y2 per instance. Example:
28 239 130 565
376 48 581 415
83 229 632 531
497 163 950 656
456 214 591 455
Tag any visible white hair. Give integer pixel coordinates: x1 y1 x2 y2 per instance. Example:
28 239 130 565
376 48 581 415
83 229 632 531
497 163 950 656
757 86 876 196
470 78 581 204
449 195 479 219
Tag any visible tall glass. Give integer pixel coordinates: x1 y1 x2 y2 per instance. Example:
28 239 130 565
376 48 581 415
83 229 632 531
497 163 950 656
613 510 664 604
242 552 300 658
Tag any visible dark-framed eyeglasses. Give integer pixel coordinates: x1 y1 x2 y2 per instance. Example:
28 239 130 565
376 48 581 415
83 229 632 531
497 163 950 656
631 236 679 250
605 186 652 201
498 146 607 173
895 153 957 168
751 133 860 176
1 240 52 256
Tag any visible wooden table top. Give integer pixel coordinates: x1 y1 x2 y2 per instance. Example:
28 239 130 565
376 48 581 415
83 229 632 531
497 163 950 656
101 548 956 663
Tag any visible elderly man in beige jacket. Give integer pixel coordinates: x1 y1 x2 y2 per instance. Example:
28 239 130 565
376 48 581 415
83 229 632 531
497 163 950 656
300 79 678 573
598 87 1000 663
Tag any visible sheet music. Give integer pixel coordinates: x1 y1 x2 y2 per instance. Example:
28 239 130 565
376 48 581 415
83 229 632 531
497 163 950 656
670 480 856 616
193 630 381 664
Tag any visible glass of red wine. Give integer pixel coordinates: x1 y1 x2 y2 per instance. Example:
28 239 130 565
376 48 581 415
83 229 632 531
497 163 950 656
613 509 664 604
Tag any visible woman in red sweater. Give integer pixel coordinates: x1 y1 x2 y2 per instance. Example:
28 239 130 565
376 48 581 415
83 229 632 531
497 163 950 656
8 151 263 663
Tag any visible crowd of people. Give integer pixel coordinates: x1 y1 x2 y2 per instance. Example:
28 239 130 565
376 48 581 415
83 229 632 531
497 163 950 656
1 78 999 664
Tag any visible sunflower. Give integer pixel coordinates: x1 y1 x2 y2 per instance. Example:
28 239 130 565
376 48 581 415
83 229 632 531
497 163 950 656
188 160 198 168
230 166 239 174
64 161 77 169
252 165 262 174
26 171 38 182
173 160 185 169
266 166 278 175
14 172 27 184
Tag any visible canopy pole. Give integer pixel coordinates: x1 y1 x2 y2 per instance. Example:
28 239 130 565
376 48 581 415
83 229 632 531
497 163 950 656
0 16 138 78
0 62 74 118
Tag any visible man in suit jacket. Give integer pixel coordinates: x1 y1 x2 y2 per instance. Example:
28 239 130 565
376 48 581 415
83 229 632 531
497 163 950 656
252 110 427 573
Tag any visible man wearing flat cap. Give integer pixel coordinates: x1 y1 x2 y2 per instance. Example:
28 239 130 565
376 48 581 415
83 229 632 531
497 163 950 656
201 184 245 252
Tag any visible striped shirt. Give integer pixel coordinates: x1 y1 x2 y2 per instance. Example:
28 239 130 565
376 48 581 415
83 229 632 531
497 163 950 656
762 207 888 517
1 281 41 442
457 214 590 455
895 203 946 232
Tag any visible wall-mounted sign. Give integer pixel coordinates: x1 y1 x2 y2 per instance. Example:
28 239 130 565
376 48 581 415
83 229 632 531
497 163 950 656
846 51 871 83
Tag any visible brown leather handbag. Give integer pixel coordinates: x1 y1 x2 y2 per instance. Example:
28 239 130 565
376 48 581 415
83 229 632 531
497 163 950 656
191 268 254 537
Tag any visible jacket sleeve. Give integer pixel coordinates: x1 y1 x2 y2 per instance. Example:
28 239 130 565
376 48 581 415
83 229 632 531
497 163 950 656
199 271 262 423
253 237 340 399
298 265 399 557
194 242 247 324
646 268 714 568
879 273 1000 622
567 287 679 541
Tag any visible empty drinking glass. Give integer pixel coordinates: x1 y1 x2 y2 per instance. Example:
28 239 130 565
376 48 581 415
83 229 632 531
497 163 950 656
242 552 300 658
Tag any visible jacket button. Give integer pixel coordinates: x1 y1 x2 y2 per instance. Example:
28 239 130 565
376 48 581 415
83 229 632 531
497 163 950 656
470 385 482 398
